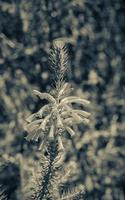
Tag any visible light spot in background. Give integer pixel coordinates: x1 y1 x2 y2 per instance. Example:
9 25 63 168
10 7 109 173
88 70 100 85
41 71 49 81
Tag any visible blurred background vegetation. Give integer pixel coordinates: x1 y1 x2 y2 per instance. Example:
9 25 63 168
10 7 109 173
0 0 125 199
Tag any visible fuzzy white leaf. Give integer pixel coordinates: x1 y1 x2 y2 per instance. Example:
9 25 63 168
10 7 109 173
33 90 56 104
48 124 55 139
66 126 75 137
61 96 90 105
39 114 51 131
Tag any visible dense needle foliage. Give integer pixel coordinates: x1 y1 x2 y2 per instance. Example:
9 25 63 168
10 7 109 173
0 0 125 199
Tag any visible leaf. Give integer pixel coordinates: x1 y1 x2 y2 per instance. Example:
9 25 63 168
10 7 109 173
65 126 75 137
33 90 56 104
61 96 90 106
39 114 51 131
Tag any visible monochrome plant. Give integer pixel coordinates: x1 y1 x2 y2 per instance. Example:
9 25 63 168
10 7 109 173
24 40 90 200
25 40 90 151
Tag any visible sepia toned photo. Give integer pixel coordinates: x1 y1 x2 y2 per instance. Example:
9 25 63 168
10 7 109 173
0 0 125 199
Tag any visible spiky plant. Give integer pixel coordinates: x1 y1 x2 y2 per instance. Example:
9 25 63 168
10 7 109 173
24 40 90 200
25 41 90 150
25 82 90 150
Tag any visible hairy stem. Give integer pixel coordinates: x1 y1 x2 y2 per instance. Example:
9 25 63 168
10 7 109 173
34 140 58 200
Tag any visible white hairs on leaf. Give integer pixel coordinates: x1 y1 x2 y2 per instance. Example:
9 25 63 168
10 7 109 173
60 96 90 106
33 90 56 104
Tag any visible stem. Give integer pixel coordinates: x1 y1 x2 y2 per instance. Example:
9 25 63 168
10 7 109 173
34 140 58 200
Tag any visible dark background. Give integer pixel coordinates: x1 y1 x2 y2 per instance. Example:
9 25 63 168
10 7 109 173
0 0 125 199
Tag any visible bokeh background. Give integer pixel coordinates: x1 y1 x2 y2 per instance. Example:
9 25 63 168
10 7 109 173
0 0 125 199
